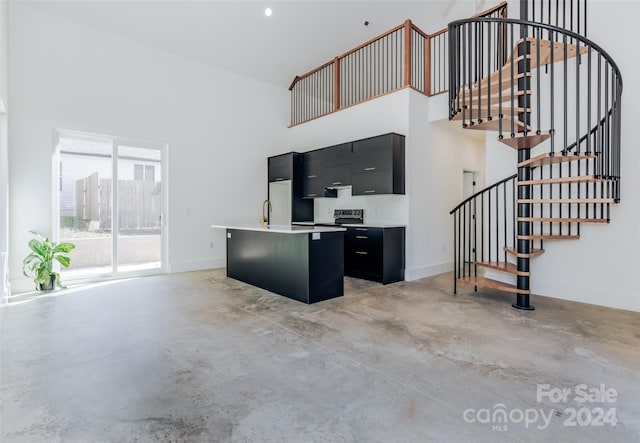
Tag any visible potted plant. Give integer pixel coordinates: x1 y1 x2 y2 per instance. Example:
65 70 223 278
22 231 75 291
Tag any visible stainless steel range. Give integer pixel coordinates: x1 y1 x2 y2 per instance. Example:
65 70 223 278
333 209 364 225
311 209 364 226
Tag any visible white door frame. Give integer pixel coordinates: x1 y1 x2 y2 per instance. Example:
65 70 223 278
53 129 169 283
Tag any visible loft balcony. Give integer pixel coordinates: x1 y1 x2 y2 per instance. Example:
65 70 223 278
288 2 508 126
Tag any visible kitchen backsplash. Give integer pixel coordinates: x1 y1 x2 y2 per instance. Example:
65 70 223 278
314 188 408 224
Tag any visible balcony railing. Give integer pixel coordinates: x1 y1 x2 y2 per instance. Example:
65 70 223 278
289 2 507 126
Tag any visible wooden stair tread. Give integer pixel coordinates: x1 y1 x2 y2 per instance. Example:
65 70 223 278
517 198 615 204
504 247 545 258
518 152 597 168
517 217 608 223
504 38 590 70
517 175 611 185
458 276 529 295
456 89 531 105
451 107 531 121
464 117 531 132
517 234 580 240
499 132 551 149
477 261 529 276
460 72 531 94
477 39 589 91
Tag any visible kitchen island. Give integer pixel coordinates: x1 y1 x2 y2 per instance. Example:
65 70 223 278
210 224 346 304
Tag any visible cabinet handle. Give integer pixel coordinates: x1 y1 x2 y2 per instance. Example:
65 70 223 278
356 251 368 255
332 181 342 185
356 235 368 239
364 190 376 193
308 175 317 178
356 228 368 231
275 177 284 181
364 167 376 171
308 193 317 197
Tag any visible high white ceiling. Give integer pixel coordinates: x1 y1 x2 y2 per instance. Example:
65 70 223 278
19 0 485 88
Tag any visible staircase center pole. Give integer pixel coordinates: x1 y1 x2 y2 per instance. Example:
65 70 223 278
515 0 535 310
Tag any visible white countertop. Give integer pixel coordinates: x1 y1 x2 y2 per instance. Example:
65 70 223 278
342 223 406 228
210 224 346 234
297 222 407 228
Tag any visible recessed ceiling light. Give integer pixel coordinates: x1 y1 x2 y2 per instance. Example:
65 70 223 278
264 8 272 17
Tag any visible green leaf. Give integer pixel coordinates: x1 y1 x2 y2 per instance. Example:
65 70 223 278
55 255 71 268
53 243 75 253
28 239 47 256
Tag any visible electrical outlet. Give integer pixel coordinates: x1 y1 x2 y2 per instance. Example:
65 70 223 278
209 241 214 249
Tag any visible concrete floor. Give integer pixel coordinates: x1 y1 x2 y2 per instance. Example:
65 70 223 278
1 269 638 442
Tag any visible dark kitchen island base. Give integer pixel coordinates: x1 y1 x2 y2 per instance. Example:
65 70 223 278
226 228 344 304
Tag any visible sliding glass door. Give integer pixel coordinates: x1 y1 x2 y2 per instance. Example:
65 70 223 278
55 130 166 280
116 145 162 272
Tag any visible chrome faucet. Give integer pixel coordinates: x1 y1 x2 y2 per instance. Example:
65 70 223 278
261 199 272 226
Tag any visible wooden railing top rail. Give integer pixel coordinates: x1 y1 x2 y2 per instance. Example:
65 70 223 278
339 22 406 60
288 59 334 91
472 0 507 18
289 1 508 91
429 1 508 38
411 22 429 39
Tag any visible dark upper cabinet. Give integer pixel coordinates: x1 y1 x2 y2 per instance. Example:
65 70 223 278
324 143 352 166
267 153 314 222
268 153 293 182
296 133 404 198
302 150 325 180
324 164 351 188
351 170 394 195
351 133 405 196
301 143 350 199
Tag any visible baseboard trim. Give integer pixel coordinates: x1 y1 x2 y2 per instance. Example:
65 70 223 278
532 279 640 313
169 258 225 274
405 261 452 281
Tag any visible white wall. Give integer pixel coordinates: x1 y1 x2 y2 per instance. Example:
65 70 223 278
483 0 640 312
8 4 289 292
0 0 9 302
408 92 486 280
287 88 486 281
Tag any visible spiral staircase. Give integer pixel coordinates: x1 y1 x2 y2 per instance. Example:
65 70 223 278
448 1 622 309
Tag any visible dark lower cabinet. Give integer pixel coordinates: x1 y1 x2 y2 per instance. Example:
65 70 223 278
344 226 405 284
227 229 344 304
